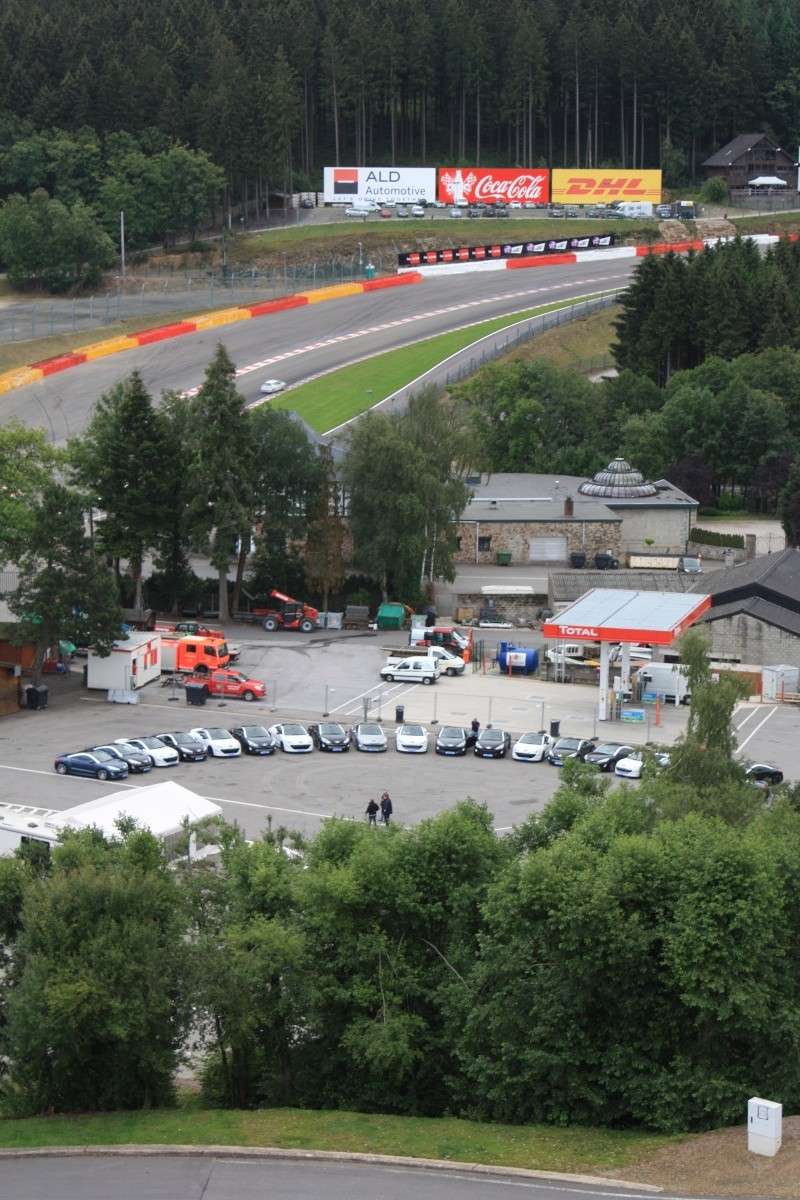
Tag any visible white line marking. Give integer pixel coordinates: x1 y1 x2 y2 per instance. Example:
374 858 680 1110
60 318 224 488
736 705 778 753
734 706 760 731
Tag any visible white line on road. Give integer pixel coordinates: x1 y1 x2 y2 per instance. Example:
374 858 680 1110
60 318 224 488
734 705 760 731
736 704 778 754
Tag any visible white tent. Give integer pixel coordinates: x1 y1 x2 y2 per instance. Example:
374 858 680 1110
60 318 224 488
748 175 787 186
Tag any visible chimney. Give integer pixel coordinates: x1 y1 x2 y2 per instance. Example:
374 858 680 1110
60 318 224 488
564 495 574 517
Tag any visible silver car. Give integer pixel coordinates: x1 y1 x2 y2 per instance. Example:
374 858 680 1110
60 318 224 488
350 722 388 752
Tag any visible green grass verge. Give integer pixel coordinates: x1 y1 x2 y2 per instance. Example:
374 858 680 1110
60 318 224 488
0 1101 679 1170
273 293 615 433
730 210 800 234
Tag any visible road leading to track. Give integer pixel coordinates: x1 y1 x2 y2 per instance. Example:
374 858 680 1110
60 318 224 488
0 1155 669 1200
0 258 635 442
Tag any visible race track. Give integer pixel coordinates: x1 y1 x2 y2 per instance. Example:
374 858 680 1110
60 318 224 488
1 257 634 441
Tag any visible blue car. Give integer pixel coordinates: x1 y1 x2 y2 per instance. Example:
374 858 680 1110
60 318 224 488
54 749 129 781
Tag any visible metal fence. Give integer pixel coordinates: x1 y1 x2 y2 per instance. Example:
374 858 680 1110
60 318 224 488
728 191 800 212
0 254 393 345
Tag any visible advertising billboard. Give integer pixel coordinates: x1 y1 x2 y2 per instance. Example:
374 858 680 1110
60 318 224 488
397 233 615 268
323 166 437 205
437 167 550 206
551 169 662 203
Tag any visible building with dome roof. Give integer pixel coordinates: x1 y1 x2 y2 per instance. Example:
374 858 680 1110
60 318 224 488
454 458 698 567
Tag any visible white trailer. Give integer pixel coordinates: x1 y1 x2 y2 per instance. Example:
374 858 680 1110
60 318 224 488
86 631 161 691
0 781 222 860
637 663 690 704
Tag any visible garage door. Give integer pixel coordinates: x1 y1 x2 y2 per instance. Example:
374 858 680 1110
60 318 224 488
529 537 568 562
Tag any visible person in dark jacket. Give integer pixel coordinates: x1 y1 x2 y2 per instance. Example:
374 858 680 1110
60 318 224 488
468 717 480 746
366 798 379 825
380 791 393 825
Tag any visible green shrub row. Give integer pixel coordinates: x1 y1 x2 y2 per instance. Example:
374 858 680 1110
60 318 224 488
689 527 745 549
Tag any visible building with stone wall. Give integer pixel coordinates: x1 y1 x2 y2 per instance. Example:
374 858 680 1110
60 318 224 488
693 549 800 666
455 459 697 566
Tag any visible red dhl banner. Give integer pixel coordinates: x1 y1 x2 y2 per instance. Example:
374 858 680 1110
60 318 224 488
551 168 662 203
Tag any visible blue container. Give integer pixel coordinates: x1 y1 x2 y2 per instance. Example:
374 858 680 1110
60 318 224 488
497 642 539 674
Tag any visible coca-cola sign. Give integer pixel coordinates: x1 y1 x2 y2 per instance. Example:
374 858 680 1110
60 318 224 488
437 167 550 205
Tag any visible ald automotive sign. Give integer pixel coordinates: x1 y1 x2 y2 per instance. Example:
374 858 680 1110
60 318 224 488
323 167 436 205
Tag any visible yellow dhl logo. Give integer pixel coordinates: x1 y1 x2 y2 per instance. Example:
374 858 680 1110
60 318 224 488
562 176 648 196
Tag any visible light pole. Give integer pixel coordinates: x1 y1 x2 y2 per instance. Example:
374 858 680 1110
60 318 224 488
323 685 334 717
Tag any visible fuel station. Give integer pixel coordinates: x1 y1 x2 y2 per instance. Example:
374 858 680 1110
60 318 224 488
542 589 711 721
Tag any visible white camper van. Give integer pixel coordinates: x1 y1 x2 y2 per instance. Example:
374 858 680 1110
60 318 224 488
637 663 690 704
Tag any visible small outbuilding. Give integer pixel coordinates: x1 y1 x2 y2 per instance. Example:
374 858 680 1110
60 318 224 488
86 631 161 693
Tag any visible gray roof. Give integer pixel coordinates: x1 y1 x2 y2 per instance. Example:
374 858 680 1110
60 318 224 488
551 569 695 604
702 133 793 168
464 472 697 511
690 548 800 604
700 596 800 640
461 497 620 523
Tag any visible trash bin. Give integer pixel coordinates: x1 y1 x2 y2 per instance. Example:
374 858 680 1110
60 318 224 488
25 684 48 710
395 704 405 724
549 719 560 739
570 552 587 568
496 551 512 566
185 682 209 706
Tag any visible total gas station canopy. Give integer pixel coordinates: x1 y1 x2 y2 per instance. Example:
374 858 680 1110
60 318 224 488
542 589 711 646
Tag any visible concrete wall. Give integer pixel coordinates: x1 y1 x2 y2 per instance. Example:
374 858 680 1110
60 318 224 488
615 506 693 555
454 592 546 625
455 520 621 565
703 613 800 666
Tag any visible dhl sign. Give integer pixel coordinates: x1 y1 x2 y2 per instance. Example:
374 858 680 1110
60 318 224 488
551 168 662 203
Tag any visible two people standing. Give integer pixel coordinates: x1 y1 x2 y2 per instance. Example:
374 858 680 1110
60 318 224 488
366 791 393 825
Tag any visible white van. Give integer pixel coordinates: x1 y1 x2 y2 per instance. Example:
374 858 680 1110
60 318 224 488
381 656 440 685
637 663 690 704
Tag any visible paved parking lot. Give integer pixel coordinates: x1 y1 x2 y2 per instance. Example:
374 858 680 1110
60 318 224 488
734 702 797 779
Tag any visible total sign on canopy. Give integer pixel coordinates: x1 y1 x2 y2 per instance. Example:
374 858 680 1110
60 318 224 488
438 167 550 205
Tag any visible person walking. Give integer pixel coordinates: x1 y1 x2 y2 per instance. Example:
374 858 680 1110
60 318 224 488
380 791 393 825
469 717 480 746
366 798 379 826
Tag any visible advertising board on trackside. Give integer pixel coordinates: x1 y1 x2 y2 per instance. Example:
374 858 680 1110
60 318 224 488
551 168 662 203
437 167 550 206
323 166 437 205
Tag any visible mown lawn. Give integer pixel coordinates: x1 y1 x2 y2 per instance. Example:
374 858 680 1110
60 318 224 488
0 1101 680 1171
272 292 617 433
489 305 619 374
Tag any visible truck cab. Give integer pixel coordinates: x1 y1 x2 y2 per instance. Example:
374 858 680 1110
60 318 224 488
161 635 230 674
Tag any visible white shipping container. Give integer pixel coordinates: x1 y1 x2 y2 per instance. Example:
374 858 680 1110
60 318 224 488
86 632 161 690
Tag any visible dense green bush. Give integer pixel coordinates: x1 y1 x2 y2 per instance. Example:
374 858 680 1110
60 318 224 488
689 527 745 548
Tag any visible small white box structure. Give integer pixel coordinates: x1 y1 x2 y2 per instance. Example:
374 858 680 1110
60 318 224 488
86 631 161 692
748 1096 782 1157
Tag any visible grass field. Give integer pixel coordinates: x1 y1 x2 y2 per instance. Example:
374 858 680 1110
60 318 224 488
0 1099 678 1171
730 210 800 234
271 293 616 433
233 216 656 265
488 305 619 373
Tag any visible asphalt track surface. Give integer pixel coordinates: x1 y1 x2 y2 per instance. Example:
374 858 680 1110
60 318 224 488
0 1157 673 1200
2 257 635 441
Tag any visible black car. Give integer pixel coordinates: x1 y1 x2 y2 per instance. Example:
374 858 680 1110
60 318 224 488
155 731 208 762
230 725 276 755
93 742 153 774
548 737 596 766
435 725 468 756
308 721 349 752
474 728 511 758
583 742 634 772
746 763 784 788
468 204 485 218
548 204 565 217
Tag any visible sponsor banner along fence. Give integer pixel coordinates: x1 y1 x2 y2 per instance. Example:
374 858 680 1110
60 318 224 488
323 166 437 205
437 167 550 206
398 233 615 269
551 168 662 203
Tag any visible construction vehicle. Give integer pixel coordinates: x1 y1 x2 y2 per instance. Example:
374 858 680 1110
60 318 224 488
160 635 231 674
240 590 319 633
409 624 473 663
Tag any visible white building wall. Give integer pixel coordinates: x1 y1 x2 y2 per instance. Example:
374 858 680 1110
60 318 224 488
614 507 693 556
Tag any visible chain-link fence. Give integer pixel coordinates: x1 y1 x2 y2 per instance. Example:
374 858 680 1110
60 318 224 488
0 253 394 344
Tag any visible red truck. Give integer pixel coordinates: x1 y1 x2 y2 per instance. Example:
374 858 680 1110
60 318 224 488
186 668 266 702
246 590 319 633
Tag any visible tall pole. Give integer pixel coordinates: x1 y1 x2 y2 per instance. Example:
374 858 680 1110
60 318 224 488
120 211 126 277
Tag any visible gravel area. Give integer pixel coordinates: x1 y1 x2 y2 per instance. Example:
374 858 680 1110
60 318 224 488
620 1115 799 1197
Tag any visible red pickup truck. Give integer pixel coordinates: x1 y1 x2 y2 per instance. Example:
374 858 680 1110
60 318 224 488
187 669 266 702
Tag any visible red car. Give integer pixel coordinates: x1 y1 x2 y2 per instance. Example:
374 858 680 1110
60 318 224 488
187 669 266 701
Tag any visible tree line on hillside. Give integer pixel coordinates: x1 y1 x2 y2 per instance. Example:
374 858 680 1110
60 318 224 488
1 0 800 206
1 635 799 1129
0 357 468 674
453 238 800 517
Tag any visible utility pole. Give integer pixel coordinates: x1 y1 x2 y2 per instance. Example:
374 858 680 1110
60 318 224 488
120 211 126 276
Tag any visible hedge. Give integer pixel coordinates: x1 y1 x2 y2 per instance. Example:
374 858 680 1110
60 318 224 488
690 527 745 549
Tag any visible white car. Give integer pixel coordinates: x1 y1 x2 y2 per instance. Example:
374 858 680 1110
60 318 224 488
425 646 465 676
189 727 241 758
508 201 522 209
615 750 670 779
449 207 465 218
395 723 429 753
410 204 425 217
116 736 179 768
268 722 314 753
259 379 286 395
512 731 552 763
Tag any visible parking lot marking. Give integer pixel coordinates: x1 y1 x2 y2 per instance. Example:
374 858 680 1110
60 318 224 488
734 705 761 731
327 682 385 715
0 761 333 822
736 704 778 753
